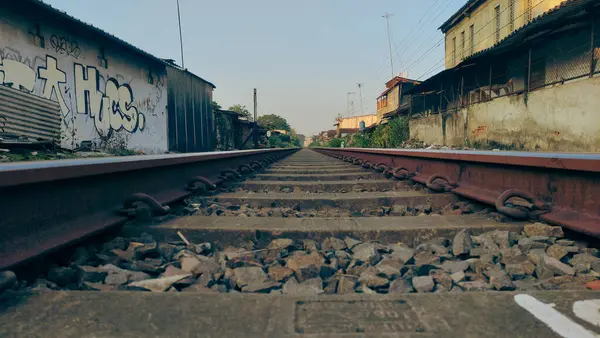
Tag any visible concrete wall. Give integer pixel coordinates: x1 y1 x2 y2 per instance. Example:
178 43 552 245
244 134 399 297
409 114 443 145
409 75 600 151
445 0 566 68
0 8 168 153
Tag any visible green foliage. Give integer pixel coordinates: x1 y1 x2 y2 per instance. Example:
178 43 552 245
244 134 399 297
369 117 410 148
257 114 290 131
228 104 252 120
280 134 291 143
311 117 409 149
349 132 371 148
327 138 344 148
211 101 222 111
267 134 300 148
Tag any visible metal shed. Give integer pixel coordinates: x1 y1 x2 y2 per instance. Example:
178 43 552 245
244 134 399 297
166 65 216 153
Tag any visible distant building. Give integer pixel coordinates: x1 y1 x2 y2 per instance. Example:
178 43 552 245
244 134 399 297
441 0 567 68
334 114 378 137
376 76 420 121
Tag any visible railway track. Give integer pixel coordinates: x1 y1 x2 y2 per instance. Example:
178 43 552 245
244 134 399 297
1 148 600 337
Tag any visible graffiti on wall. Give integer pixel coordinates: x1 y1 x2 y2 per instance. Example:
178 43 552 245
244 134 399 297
74 64 145 139
0 47 152 143
49 35 81 59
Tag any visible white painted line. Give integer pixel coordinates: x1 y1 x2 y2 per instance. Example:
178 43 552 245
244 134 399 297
573 300 600 328
514 294 599 338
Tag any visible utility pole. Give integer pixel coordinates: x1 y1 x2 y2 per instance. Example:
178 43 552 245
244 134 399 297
346 92 355 116
253 88 258 148
177 0 185 68
357 83 364 115
382 12 394 78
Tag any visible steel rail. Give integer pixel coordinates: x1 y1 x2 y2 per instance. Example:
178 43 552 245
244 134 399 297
314 147 600 237
0 148 299 270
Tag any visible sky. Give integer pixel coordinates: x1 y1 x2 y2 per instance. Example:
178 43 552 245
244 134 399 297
44 0 464 137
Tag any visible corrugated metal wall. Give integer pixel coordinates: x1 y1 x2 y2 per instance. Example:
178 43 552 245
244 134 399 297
166 66 215 152
0 85 61 141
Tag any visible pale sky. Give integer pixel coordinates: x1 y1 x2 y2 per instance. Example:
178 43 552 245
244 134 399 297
44 0 463 137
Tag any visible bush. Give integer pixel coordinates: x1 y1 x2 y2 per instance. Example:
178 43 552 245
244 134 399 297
327 138 344 148
349 133 371 148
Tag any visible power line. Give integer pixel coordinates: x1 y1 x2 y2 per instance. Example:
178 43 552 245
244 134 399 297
349 0 547 117
383 12 395 78
406 0 548 77
369 0 446 80
414 0 549 80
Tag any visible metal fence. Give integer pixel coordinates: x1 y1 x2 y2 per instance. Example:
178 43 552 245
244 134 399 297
410 13 600 116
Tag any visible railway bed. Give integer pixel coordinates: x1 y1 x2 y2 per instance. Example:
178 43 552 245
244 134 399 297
1 148 600 337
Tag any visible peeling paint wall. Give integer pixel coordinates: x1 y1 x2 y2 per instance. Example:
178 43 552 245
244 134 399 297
409 75 600 151
0 8 168 153
444 110 466 146
409 114 443 145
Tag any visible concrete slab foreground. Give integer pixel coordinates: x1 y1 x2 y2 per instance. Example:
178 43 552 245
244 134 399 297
126 215 523 248
2 290 600 337
212 191 459 209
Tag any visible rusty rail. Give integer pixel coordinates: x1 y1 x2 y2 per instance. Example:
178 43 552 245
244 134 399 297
314 147 600 237
0 148 298 270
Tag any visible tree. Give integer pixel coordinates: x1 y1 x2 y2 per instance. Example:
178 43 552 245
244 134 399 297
257 114 290 131
228 104 252 120
212 101 221 111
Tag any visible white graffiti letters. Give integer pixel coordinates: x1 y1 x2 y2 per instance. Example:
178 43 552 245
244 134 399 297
38 56 69 113
74 64 102 115
0 58 36 92
104 79 144 133
74 64 145 137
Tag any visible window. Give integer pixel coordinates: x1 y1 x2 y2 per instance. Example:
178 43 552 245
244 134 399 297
509 0 515 31
460 31 465 60
470 24 475 55
526 0 533 22
495 5 501 44
98 48 108 69
147 68 154 84
28 23 44 48
452 36 457 65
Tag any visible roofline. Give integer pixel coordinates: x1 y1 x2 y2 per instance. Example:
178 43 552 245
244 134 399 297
166 63 216 89
27 0 168 66
413 0 598 95
25 1 217 89
439 0 485 33
337 113 378 119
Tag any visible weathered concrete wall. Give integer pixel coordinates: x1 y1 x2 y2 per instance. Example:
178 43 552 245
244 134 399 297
409 114 443 145
467 76 600 151
409 76 600 152
0 8 168 153
444 110 465 146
